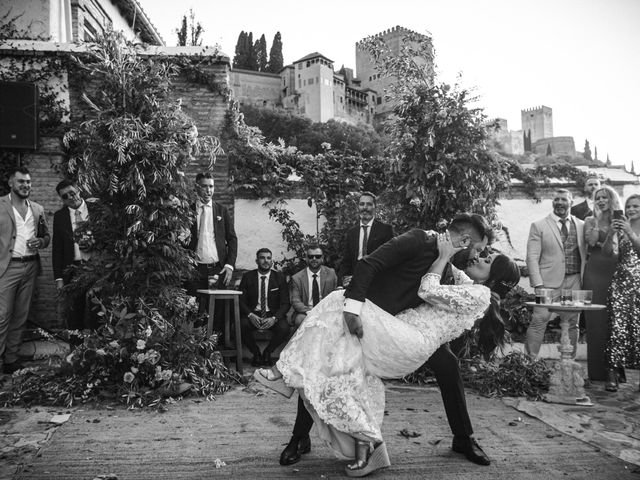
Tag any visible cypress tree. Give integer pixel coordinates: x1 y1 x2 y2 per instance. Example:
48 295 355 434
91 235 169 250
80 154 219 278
594 146 598 161
233 31 247 68
255 34 268 71
583 139 592 160
246 32 258 70
267 31 284 73
546 143 552 156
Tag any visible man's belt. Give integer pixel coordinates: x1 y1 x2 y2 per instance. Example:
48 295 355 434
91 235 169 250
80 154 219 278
11 255 38 262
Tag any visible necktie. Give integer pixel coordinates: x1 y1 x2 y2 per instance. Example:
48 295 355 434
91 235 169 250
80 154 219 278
260 275 267 317
560 218 569 242
361 225 369 257
74 209 82 229
198 204 207 241
312 273 320 306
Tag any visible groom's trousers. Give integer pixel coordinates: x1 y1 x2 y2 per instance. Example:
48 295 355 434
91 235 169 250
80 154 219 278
290 342 473 439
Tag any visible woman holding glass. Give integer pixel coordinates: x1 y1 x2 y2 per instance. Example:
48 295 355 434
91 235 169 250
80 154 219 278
605 194 640 392
582 186 620 381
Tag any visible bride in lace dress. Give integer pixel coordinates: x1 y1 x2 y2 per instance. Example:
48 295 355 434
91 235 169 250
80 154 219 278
256 234 519 477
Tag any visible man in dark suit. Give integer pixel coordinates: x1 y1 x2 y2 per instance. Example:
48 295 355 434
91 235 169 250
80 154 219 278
339 192 394 286
343 213 493 466
289 244 338 328
52 180 96 339
187 172 238 297
570 175 600 220
238 248 290 367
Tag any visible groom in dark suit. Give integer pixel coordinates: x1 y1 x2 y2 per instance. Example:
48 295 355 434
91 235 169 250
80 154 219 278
343 213 494 465
280 213 494 467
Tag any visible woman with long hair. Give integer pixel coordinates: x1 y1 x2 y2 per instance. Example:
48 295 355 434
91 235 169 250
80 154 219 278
605 194 640 392
582 186 621 382
255 234 519 477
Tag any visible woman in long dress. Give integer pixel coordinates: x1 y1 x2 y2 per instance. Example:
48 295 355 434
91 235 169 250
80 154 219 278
582 186 620 381
605 194 640 392
255 234 520 477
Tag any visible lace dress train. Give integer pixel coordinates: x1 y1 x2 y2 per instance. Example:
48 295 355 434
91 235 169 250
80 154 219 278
276 273 490 459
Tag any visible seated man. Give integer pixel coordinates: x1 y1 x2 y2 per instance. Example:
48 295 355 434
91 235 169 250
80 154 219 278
290 244 338 328
239 248 291 367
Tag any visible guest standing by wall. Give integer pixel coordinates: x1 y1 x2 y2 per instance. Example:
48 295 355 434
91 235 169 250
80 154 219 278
604 194 640 392
582 186 621 381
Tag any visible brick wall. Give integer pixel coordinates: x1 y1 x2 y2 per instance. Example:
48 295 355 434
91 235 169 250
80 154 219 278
4 49 232 329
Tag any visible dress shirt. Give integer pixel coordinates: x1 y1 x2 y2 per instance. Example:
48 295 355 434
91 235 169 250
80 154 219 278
69 200 91 262
254 270 272 313
357 219 375 260
196 200 219 264
306 268 322 308
11 196 36 257
551 213 575 234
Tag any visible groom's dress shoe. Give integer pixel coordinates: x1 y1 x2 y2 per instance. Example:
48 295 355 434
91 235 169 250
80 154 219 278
279 435 311 466
452 436 490 466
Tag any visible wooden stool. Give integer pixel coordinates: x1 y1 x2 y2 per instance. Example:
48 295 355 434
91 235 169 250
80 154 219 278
197 289 243 375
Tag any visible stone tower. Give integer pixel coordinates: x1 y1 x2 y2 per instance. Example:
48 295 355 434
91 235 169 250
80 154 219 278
355 26 434 114
291 52 336 123
521 106 553 145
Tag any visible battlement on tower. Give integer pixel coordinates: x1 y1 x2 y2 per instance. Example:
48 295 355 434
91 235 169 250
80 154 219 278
521 105 552 113
355 25 431 49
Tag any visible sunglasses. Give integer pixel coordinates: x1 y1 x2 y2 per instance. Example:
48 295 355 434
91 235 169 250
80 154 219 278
61 191 78 200
307 255 323 259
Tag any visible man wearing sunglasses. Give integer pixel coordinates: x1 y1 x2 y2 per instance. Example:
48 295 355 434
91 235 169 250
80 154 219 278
52 179 96 342
289 244 338 329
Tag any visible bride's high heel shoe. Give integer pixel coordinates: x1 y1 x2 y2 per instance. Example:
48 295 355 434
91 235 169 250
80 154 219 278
253 367 294 398
345 440 390 477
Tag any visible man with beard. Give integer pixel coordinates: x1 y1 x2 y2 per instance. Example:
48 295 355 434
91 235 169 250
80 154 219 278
0 167 50 374
339 192 394 287
526 188 586 358
571 175 601 220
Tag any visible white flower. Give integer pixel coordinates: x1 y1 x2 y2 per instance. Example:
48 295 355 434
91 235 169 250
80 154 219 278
144 326 152 338
146 349 160 365
108 341 119 348
130 367 139 374
123 372 135 383
137 353 146 364
136 339 146 350
161 369 172 381
96 349 106 356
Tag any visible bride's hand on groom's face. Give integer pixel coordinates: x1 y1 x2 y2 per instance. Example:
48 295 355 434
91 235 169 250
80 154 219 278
437 232 463 260
344 312 363 338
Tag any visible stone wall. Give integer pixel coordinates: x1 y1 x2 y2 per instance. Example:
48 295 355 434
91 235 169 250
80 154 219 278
532 136 576 157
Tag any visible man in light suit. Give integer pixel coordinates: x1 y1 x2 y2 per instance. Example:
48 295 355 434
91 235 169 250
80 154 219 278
339 192 394 286
238 248 290 367
526 188 586 358
570 175 600 220
0 167 50 374
289 244 338 328
52 180 96 341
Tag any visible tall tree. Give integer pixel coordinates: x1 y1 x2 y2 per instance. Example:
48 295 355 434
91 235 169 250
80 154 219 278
232 31 248 68
255 34 268 71
267 31 284 73
546 143 552 156
606 153 611 166
594 146 598 161
175 9 203 46
246 32 257 70
583 139 592 160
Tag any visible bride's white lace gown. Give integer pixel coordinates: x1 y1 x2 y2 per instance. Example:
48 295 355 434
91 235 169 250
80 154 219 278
276 272 490 458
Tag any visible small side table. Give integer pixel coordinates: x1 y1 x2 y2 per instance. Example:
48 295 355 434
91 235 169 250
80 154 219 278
526 302 606 406
197 289 243 375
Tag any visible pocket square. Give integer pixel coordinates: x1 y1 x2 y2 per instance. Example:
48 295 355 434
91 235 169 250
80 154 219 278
270 288 279 292
216 215 222 221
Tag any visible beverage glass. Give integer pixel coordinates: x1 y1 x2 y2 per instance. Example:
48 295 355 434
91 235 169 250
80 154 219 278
535 288 554 304
572 290 593 306
560 289 572 305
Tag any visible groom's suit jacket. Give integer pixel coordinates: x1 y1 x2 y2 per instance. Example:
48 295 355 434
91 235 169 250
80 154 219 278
345 229 452 315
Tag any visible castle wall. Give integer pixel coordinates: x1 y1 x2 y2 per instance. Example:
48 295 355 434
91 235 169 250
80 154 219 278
230 68 281 108
532 136 576 156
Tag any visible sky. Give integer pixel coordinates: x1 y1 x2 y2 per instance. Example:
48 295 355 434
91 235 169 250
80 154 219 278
138 0 640 169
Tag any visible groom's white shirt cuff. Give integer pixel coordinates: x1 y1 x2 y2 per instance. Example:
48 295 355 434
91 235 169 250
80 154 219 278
344 299 363 316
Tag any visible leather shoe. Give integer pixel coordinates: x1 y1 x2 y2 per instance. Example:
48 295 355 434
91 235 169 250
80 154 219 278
452 436 490 466
251 352 262 367
262 352 274 367
279 435 311 466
